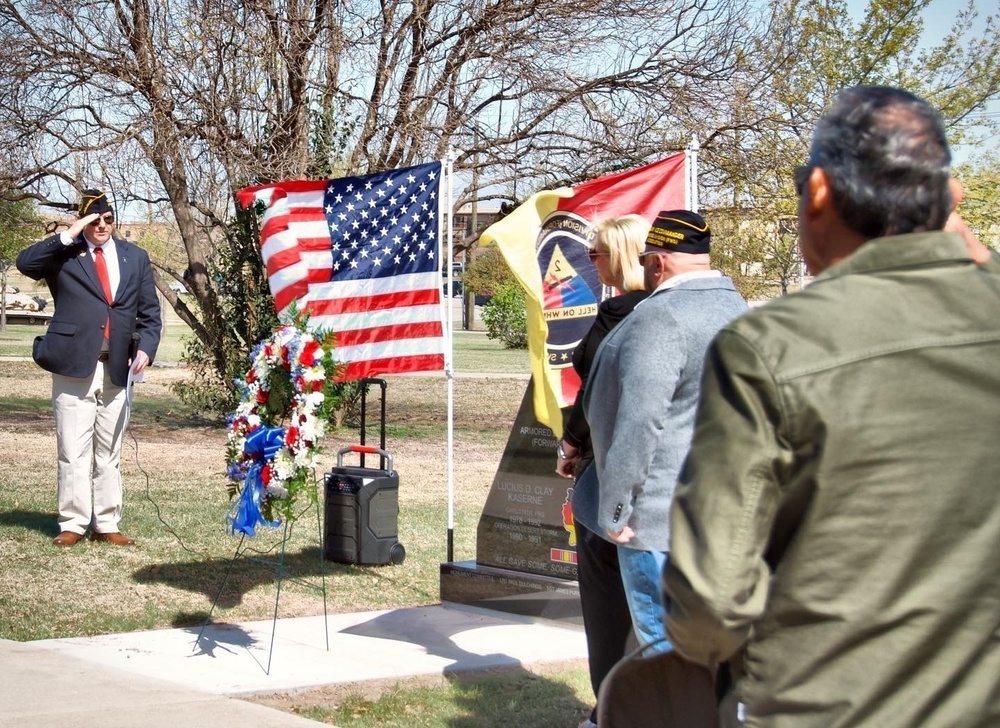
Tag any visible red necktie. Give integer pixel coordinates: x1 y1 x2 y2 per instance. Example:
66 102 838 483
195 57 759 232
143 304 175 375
94 247 113 340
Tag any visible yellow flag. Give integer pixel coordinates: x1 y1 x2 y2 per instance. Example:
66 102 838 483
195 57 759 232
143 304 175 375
479 189 573 437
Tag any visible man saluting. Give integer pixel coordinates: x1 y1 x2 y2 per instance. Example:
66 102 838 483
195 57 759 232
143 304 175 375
17 189 161 547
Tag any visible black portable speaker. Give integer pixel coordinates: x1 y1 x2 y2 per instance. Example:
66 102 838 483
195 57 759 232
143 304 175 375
323 445 405 566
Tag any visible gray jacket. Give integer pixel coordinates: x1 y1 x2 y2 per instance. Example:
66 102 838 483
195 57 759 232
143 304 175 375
583 274 747 551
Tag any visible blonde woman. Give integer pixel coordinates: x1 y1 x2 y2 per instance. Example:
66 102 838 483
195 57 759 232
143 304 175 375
555 213 649 728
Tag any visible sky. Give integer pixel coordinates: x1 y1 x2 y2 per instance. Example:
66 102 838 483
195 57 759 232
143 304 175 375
846 0 988 44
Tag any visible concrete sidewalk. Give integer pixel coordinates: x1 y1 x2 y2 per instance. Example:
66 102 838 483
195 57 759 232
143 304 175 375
0 603 588 728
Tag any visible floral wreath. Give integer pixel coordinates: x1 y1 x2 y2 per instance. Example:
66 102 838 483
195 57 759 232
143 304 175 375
225 319 342 536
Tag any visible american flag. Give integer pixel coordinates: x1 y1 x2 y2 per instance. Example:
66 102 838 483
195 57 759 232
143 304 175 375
236 161 446 380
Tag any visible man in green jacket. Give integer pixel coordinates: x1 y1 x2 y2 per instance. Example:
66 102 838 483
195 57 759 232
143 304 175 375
664 85 1000 727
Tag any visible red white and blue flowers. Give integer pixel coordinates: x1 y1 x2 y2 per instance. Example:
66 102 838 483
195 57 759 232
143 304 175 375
226 322 341 535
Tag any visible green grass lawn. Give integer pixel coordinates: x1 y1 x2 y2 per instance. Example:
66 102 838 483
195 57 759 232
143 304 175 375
0 307 590 727
0 286 189 362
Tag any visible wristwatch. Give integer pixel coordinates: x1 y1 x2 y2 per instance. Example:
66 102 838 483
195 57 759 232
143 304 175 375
557 442 569 460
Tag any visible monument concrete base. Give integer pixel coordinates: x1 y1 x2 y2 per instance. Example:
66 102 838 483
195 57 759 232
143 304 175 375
440 560 582 626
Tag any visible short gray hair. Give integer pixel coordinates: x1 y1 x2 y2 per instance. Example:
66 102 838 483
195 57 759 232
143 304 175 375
810 86 951 238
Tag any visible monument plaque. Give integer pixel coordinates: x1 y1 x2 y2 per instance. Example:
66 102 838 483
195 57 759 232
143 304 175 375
475 389 578 581
440 381 584 622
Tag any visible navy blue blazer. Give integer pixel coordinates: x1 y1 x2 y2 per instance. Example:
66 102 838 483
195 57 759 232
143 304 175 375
16 233 162 387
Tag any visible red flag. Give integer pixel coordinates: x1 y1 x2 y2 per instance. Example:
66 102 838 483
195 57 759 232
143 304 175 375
480 153 688 436
557 154 689 220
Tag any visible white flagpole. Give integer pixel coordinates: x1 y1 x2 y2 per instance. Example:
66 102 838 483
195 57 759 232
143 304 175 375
688 134 700 212
444 149 457 563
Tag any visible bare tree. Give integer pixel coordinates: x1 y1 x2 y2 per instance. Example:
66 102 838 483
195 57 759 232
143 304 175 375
6 0 991 359
0 0 757 361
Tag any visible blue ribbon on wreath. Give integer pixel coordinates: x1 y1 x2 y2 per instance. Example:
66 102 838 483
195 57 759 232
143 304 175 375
228 426 285 536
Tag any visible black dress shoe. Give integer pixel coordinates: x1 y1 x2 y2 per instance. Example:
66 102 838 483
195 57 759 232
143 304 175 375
53 531 85 546
90 531 136 546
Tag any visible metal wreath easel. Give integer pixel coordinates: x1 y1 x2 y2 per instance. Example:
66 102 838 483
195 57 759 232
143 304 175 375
194 479 329 675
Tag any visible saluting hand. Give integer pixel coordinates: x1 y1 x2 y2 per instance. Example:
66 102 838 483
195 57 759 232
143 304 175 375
65 213 100 239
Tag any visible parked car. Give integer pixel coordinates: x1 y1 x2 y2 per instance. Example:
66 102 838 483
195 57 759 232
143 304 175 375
443 280 463 297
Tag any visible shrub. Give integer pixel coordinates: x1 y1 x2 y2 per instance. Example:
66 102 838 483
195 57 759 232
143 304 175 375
481 282 527 349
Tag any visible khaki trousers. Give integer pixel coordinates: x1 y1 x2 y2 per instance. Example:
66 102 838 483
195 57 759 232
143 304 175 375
52 361 128 535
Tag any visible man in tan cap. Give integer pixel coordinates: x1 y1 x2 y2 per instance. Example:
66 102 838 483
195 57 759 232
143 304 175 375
582 209 748 653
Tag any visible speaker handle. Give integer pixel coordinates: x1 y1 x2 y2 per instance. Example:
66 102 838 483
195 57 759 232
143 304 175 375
336 445 393 472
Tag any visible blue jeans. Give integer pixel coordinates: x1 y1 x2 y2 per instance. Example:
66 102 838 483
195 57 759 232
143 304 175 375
617 546 672 654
